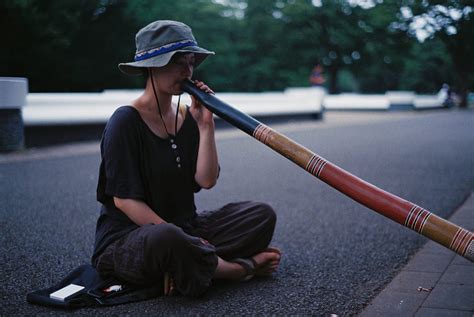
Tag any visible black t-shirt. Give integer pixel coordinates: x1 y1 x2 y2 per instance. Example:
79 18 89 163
92 105 201 262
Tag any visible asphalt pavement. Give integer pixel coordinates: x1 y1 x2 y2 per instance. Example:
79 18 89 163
1 109 473 315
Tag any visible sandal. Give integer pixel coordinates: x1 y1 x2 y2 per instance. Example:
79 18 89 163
232 247 281 281
232 258 257 281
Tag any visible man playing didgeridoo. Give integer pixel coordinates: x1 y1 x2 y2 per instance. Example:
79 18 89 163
91 20 281 297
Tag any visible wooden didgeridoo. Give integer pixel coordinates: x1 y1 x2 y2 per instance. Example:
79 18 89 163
182 79 473 262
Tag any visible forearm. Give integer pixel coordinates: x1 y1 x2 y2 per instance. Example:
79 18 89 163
113 197 166 226
195 123 219 189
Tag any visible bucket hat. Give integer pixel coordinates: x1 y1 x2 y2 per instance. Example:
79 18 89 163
118 20 214 75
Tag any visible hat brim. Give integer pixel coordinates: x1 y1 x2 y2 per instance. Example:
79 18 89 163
118 46 214 76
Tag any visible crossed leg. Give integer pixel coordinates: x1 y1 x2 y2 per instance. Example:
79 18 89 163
163 201 280 295
165 247 281 295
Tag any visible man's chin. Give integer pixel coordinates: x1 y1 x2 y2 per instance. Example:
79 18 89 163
174 88 184 96
174 82 186 95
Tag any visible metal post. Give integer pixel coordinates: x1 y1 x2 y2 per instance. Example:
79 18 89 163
0 77 28 152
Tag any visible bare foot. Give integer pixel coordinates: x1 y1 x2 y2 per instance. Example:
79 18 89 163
252 247 281 276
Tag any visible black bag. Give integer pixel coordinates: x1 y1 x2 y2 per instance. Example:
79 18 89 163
27 264 162 308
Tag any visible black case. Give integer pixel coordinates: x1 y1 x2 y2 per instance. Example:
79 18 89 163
27 264 162 308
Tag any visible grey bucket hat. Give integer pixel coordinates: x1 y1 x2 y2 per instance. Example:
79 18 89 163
118 20 214 75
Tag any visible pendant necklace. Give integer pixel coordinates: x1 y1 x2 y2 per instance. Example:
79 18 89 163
150 70 182 168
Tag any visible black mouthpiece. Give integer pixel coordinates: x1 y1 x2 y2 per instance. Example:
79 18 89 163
181 79 259 136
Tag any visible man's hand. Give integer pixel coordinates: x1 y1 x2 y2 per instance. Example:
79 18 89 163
189 80 215 130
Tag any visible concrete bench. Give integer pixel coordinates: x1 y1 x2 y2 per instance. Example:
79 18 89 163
24 88 325 125
323 93 390 110
414 94 444 109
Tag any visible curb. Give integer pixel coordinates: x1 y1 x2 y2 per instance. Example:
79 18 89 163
360 194 474 316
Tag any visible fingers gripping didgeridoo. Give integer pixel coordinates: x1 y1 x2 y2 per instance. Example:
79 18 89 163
182 79 473 262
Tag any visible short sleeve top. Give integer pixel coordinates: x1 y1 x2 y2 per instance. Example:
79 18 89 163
92 105 201 260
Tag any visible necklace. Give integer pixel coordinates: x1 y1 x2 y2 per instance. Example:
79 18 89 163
150 70 182 169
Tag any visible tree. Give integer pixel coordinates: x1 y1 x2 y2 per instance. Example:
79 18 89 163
3 0 470 96
0 0 136 91
350 1 413 93
398 38 454 93
278 0 369 93
278 0 411 93
396 0 473 107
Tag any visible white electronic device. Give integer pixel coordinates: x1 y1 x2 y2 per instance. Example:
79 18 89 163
49 284 85 301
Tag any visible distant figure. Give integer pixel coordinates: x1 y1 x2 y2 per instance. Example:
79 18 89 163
438 83 454 108
309 64 325 87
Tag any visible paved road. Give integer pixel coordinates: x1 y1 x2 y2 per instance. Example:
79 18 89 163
1 110 473 315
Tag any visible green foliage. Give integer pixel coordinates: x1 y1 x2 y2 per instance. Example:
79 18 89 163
399 39 454 93
1 0 137 91
1 0 471 95
396 0 473 104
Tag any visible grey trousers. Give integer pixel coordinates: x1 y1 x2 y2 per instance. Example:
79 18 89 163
94 201 276 297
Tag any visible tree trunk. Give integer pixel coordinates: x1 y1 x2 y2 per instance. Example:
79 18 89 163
459 88 468 108
328 66 339 94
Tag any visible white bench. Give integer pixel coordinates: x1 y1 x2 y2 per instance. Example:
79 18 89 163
24 88 326 126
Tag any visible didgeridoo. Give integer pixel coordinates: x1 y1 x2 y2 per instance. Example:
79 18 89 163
182 79 473 262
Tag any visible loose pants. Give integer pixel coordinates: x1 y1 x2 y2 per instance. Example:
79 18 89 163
94 201 276 297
